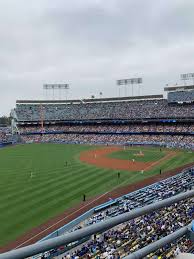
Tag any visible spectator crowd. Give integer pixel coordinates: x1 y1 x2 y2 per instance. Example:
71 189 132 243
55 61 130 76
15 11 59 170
18 124 194 134
37 169 194 259
168 90 194 103
0 127 12 143
6 97 194 258
21 133 194 150
15 99 194 121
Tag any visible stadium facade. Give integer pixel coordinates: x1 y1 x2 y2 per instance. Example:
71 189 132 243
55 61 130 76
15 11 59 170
0 88 194 258
10 89 194 150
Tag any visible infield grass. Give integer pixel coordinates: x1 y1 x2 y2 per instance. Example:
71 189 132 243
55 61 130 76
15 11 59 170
108 146 166 162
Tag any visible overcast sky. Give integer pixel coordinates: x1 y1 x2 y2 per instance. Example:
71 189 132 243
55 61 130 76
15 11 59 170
0 0 194 116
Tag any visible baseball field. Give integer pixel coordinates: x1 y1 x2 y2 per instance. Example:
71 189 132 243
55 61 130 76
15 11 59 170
0 143 194 248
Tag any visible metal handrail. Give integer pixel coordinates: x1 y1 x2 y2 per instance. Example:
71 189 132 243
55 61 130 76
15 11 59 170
0 190 193 259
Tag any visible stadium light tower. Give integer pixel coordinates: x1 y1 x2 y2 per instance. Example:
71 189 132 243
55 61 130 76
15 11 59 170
116 78 143 97
43 84 70 100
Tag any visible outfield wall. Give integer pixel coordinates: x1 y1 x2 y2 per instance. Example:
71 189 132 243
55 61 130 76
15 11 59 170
31 140 194 150
21 131 194 136
0 142 12 148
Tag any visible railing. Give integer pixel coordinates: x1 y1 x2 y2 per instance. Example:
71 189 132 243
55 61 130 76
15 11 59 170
124 225 191 259
40 168 192 242
0 190 193 259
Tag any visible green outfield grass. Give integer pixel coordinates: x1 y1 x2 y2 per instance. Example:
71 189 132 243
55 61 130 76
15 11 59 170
0 143 193 246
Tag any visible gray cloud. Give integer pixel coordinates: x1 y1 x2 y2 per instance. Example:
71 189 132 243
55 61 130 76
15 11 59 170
0 0 194 115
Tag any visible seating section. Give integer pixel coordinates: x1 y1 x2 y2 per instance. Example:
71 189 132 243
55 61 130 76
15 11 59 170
0 127 12 143
21 133 194 149
15 99 194 149
38 169 194 259
84 171 194 226
18 124 194 134
168 90 194 103
15 99 194 121
14 98 194 258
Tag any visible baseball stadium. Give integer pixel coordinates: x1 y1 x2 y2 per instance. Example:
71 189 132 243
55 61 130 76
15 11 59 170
0 85 194 259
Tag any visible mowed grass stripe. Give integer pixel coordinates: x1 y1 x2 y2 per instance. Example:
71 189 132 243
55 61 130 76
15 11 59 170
1 168 113 224
143 151 194 177
0 169 117 242
0 166 106 207
1 168 116 228
0 161 84 179
0 152 185 203
0 163 84 190
0 155 97 192
0 164 92 196
0 150 191 207
0 156 82 179
0 144 193 246
0 167 113 212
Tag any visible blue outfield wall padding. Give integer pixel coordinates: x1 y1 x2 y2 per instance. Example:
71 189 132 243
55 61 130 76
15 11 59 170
38 140 194 149
0 142 12 147
21 131 194 136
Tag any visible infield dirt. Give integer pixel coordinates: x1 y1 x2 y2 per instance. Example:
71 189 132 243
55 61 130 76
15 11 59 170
80 146 177 172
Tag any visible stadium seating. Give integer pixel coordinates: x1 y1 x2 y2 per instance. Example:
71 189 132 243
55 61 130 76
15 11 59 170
168 90 194 103
21 133 194 149
18 124 194 134
38 168 194 258
15 99 194 121
14 97 194 149
0 127 12 143
9 97 194 258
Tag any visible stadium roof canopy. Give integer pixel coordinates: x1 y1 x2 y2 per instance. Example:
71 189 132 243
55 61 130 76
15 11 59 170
16 94 163 104
164 85 194 92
